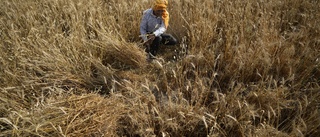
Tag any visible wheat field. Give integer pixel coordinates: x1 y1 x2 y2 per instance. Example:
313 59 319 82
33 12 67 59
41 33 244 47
0 0 319 136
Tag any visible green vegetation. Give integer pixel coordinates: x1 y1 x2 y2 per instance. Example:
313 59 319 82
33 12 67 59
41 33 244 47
0 0 319 136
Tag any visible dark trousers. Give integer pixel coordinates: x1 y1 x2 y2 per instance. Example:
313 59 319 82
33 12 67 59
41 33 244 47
148 34 178 56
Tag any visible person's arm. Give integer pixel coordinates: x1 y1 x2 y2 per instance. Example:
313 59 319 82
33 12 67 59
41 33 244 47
152 20 166 37
140 12 148 42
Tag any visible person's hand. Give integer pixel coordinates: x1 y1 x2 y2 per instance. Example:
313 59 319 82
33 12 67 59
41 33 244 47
148 34 155 41
143 34 156 51
144 34 155 46
143 39 151 53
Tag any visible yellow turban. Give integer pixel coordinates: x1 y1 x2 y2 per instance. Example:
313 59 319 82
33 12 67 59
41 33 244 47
152 0 168 11
152 0 169 28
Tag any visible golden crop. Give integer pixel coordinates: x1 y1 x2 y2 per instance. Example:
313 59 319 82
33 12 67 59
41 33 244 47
0 0 319 136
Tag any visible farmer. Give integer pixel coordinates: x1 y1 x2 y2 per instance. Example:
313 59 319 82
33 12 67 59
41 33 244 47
140 0 178 59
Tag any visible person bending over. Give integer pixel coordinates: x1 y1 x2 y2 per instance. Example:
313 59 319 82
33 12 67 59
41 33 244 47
140 0 178 59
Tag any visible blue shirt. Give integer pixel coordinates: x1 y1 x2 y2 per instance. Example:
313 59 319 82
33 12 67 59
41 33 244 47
140 8 166 42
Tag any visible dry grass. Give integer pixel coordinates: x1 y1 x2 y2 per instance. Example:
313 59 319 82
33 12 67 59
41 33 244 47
1 0 319 136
